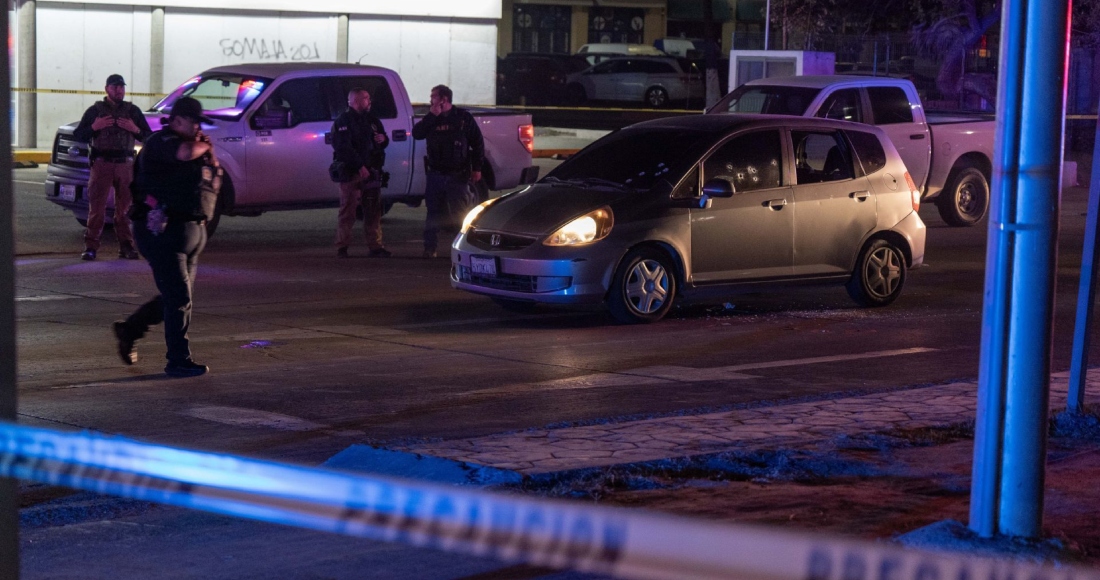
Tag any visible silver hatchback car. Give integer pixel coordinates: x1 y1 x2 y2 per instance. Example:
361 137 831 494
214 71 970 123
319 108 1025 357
451 115 926 324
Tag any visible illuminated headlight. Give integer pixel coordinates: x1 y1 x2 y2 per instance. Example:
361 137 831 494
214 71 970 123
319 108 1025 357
460 198 499 234
543 207 614 246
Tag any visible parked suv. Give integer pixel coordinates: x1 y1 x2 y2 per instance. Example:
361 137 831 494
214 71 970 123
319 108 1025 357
566 56 703 108
497 53 589 106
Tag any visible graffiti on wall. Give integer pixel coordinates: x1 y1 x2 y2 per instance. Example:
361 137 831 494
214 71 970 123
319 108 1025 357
219 38 322 61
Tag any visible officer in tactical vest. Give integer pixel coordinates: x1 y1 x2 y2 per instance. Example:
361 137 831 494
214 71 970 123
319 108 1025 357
411 84 485 258
73 74 153 261
332 88 390 258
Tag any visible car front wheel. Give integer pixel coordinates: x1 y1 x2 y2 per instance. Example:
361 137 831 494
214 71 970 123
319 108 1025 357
645 87 669 108
846 239 906 307
609 247 676 324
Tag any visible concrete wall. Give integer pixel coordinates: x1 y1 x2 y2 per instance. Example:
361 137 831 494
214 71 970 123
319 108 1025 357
16 1 499 148
347 17 498 106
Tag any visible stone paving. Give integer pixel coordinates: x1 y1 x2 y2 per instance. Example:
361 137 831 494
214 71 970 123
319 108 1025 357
403 370 1100 474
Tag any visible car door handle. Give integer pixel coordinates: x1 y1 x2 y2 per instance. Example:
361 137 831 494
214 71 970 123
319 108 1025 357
910 133 926 140
850 190 871 201
764 198 787 210
392 129 407 141
324 132 333 145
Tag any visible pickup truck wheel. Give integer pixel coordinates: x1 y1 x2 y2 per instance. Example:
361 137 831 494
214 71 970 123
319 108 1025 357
645 87 669 108
382 201 394 216
608 247 676 324
936 166 989 227
76 218 87 227
846 239 906 307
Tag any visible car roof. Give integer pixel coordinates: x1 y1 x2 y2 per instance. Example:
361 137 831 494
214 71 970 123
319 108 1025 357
200 62 395 78
743 75 912 89
625 113 886 136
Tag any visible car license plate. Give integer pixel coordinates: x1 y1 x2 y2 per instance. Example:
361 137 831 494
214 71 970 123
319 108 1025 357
470 255 497 277
59 184 77 201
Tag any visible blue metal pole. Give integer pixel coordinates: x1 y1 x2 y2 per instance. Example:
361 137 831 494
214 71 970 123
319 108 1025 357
1068 119 1100 414
969 0 1071 539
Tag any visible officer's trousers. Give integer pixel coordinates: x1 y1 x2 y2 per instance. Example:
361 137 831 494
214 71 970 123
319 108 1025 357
423 172 474 253
127 217 207 363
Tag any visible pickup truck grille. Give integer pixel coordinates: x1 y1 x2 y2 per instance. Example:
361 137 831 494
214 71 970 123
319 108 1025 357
52 134 90 169
466 229 537 251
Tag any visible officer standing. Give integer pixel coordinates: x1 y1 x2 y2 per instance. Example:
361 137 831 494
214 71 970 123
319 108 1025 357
73 74 153 261
411 84 484 258
332 88 390 258
112 97 216 378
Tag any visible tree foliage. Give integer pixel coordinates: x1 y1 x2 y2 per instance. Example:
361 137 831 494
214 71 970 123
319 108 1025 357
1073 1 1100 48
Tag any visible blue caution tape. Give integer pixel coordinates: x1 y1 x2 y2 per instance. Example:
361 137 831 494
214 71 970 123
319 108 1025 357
0 421 1098 580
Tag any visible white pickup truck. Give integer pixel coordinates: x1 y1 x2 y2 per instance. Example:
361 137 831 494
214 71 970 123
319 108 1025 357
707 75 995 226
44 63 539 235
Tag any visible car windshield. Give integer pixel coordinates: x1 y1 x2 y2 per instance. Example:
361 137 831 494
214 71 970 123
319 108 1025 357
152 74 273 121
544 128 712 191
707 85 821 116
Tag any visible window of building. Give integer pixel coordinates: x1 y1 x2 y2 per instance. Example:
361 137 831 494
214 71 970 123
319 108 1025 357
513 4 572 54
589 8 645 44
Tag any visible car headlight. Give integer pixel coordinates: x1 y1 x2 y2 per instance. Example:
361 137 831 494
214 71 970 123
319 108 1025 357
460 198 499 234
543 207 614 246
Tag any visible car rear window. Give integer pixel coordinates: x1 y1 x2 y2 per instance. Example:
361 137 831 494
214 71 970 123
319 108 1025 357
708 85 820 115
867 86 914 124
845 130 888 175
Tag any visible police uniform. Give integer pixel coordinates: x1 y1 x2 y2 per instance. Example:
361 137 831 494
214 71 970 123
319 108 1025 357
331 107 389 256
411 106 485 256
73 74 153 260
113 97 215 378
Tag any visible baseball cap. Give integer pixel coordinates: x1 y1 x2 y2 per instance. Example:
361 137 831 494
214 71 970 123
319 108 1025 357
169 97 213 124
106 74 126 86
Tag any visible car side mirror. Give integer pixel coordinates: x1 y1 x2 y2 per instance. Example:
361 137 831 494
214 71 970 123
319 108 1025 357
252 107 293 130
702 179 735 198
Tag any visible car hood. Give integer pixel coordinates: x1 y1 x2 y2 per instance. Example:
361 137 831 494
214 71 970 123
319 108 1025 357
475 183 632 236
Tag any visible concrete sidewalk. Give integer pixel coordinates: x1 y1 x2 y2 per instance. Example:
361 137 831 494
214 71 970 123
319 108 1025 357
399 367 1100 475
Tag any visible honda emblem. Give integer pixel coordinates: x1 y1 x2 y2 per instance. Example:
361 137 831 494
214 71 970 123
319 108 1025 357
490 234 501 247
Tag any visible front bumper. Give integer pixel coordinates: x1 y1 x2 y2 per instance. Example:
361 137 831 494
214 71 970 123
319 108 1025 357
450 236 615 305
44 163 96 221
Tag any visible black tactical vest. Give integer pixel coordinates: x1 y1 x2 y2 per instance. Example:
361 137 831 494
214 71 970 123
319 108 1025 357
91 100 137 155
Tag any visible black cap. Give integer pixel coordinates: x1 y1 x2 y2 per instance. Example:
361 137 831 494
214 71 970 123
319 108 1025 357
169 97 213 124
106 74 126 86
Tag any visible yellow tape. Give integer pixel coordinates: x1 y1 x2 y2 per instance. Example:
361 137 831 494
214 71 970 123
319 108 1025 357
12 87 167 98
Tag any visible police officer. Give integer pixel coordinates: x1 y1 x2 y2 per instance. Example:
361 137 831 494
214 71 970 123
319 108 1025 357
73 74 153 261
112 97 216 378
332 88 390 258
411 84 485 258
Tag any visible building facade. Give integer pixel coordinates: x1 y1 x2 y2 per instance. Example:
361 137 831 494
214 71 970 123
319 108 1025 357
12 0 501 147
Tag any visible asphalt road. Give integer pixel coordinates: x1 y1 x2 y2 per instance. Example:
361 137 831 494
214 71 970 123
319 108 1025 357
10 165 1100 578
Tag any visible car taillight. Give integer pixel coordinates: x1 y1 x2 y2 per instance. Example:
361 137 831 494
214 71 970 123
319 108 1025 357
518 124 534 154
904 171 920 212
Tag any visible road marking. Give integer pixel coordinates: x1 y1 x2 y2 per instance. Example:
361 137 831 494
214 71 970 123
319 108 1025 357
184 405 363 436
16 295 74 302
14 180 44 185
717 347 938 372
16 291 141 302
481 348 938 396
